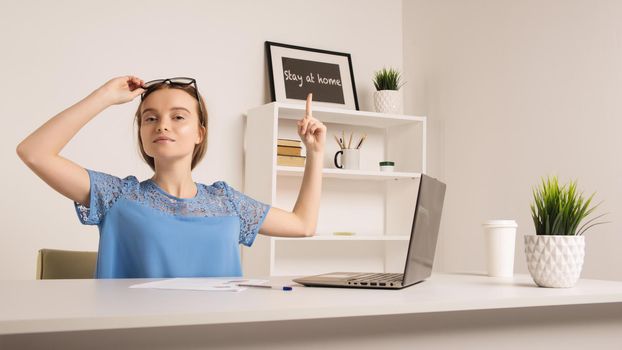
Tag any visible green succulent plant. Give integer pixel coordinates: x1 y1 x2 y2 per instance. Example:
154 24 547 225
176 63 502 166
530 176 607 236
372 67 405 91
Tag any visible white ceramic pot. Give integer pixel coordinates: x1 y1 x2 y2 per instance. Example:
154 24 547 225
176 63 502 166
373 90 401 114
524 235 585 288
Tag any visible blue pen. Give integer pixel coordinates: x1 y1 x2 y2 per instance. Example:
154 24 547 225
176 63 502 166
237 283 293 291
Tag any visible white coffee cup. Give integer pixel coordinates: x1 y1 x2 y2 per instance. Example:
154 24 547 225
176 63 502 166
334 149 360 170
482 220 518 277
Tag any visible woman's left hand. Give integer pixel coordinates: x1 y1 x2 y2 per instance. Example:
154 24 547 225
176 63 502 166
297 93 326 154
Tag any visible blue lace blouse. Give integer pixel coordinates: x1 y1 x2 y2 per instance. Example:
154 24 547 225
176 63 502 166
73 169 271 279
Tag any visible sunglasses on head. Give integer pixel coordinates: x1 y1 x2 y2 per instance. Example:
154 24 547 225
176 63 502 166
140 77 204 120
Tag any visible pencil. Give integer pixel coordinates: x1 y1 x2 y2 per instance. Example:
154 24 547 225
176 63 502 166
237 283 293 291
356 133 367 149
334 135 343 149
347 132 353 149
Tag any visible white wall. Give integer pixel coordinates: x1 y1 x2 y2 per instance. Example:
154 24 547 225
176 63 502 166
1 0 403 280
404 0 622 280
6 0 619 282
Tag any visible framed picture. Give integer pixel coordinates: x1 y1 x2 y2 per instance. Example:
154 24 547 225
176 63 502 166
266 41 359 110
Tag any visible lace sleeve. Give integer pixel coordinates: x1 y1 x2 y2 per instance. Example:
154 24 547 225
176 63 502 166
73 169 137 225
219 181 270 247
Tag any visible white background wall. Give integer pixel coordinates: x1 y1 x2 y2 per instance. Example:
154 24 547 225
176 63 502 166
403 0 622 280
1 0 403 280
3 0 621 281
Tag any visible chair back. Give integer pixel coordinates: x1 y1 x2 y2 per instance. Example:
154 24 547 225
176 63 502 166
36 249 97 279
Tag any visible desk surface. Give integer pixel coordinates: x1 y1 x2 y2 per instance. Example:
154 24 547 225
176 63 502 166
2 273 622 335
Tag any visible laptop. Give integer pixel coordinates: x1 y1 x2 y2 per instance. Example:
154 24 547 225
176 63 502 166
293 174 446 289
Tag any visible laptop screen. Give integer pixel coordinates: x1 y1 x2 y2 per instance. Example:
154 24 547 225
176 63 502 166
402 174 446 286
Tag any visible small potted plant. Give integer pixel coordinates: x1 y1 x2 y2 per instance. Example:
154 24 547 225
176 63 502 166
372 67 405 114
525 176 607 288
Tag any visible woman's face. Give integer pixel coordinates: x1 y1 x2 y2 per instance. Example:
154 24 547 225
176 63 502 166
139 89 205 165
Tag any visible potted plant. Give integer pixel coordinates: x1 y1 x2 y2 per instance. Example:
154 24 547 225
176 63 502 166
372 67 405 114
525 176 607 288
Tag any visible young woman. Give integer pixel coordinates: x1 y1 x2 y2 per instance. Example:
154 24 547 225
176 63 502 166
16 75 326 278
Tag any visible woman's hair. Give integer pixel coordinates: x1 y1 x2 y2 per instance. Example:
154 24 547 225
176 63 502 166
134 84 208 171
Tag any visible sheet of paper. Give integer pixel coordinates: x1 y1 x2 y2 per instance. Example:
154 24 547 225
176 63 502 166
129 278 268 292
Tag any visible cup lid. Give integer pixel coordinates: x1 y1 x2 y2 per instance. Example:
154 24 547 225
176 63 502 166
379 161 395 166
482 220 517 227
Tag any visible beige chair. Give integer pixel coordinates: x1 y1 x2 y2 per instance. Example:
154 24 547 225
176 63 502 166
36 249 97 279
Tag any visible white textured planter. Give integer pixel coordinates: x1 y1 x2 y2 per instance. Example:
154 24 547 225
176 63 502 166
524 235 585 288
373 90 401 114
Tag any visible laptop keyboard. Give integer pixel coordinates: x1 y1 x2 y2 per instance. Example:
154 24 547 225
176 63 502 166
349 273 403 286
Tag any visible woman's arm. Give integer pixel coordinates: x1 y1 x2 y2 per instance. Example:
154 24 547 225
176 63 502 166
16 76 145 206
259 93 326 237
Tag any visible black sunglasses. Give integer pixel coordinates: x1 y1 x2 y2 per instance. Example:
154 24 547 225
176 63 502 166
140 77 204 120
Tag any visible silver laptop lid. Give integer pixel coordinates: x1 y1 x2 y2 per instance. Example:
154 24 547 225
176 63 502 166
402 174 446 286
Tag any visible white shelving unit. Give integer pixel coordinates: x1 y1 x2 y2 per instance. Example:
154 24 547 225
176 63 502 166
243 102 426 277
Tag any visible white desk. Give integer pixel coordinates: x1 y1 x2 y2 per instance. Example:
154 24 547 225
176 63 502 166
1 273 622 349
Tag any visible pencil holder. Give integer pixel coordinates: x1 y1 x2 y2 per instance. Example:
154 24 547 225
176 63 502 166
334 149 360 170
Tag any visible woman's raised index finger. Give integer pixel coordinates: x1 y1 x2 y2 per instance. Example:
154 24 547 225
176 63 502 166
305 93 313 117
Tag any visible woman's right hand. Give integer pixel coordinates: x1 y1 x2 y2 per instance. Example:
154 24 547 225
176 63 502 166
93 75 146 106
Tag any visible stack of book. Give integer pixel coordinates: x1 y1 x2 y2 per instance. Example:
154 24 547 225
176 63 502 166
277 139 305 167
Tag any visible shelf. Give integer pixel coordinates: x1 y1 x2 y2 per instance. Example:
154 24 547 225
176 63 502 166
273 235 410 241
244 102 426 276
277 166 420 181
272 102 425 128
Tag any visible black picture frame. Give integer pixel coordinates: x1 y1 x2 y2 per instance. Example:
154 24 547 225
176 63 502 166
266 41 359 110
